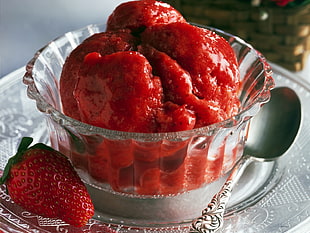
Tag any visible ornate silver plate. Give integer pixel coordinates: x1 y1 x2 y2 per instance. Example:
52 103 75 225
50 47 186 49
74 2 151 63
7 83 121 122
0 64 309 232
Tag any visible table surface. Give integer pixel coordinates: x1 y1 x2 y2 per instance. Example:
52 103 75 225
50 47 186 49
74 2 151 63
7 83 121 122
1 0 310 83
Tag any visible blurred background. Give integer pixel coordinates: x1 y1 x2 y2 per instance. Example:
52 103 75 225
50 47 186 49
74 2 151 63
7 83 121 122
0 0 309 80
0 0 128 78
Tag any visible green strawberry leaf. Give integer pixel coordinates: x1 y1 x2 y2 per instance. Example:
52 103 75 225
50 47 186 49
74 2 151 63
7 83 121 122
0 137 67 185
0 137 33 185
29 142 57 152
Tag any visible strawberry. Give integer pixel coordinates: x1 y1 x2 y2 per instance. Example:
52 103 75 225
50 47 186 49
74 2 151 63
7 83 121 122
0 137 94 227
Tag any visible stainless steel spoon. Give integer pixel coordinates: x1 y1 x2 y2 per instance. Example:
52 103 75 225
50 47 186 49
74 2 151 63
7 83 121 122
190 86 302 233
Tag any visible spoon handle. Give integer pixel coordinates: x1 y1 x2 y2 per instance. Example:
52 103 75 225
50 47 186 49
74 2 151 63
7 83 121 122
189 155 253 233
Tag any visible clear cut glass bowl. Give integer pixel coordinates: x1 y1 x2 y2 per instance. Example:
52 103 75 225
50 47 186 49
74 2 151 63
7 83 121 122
23 23 273 226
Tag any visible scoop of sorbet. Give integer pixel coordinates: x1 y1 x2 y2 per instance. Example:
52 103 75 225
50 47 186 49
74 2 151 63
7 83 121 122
140 22 241 127
74 51 162 133
106 0 186 32
60 30 138 120
60 1 240 133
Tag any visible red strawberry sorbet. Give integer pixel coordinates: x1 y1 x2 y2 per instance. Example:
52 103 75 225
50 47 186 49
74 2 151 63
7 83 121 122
59 0 242 195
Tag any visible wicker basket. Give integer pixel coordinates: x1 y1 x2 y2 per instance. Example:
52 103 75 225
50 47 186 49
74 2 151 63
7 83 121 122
165 0 310 71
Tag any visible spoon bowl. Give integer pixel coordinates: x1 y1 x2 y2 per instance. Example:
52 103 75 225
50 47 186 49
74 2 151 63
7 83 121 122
190 86 302 233
245 87 301 160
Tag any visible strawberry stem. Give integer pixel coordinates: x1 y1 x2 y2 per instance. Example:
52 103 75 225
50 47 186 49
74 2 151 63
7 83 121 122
0 137 33 184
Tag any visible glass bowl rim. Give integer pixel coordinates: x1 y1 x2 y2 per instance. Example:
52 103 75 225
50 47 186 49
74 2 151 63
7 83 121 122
23 23 274 141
